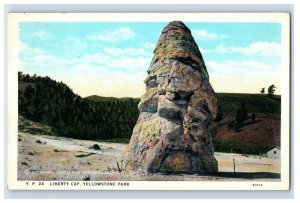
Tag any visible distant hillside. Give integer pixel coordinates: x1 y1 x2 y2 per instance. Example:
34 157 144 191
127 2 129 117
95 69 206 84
19 115 55 136
18 72 139 140
18 72 281 154
213 113 280 154
213 93 281 154
85 95 140 103
86 93 281 116
78 93 282 155
216 93 280 116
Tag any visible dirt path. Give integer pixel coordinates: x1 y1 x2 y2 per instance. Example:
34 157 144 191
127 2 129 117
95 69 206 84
17 133 280 181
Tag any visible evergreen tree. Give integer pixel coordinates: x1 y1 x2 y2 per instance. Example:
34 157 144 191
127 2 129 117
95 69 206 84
18 72 140 140
268 85 276 97
251 112 256 122
236 102 248 124
214 105 223 123
24 85 35 100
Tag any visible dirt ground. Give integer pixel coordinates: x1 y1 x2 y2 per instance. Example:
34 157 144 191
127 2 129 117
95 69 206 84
17 132 280 181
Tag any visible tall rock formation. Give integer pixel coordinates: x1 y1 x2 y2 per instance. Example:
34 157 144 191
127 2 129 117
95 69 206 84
124 21 218 174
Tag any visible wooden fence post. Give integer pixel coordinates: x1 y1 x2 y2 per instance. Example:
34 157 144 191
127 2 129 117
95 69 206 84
233 158 236 177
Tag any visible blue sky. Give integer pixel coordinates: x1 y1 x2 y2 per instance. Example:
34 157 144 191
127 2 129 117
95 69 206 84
19 22 282 97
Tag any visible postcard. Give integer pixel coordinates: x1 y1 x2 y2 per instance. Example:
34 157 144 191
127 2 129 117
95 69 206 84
7 12 290 190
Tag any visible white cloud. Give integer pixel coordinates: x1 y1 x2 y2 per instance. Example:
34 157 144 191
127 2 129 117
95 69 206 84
206 60 271 73
63 59 148 97
107 57 151 72
103 47 151 57
63 71 146 98
234 41 281 57
31 31 52 39
72 64 99 73
197 45 209 54
142 42 156 50
88 27 135 42
19 41 28 51
81 53 111 64
212 44 229 54
21 54 76 71
206 60 281 94
62 37 87 50
19 41 43 55
192 30 227 41
102 42 157 57
19 41 150 97
213 41 281 57
19 38 282 97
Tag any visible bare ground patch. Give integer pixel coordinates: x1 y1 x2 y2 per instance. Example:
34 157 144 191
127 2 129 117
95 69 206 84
17 132 280 181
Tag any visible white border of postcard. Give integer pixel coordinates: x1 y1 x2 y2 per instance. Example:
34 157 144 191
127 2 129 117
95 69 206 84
7 12 290 190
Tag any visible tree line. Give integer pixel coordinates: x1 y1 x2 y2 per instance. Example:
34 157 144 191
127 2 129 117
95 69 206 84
18 72 140 140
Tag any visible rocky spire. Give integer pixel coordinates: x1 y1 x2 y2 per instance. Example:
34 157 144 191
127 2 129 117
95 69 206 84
124 21 218 174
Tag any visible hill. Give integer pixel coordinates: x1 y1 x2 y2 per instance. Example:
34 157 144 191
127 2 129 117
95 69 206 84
216 93 280 116
18 72 281 154
212 93 280 154
213 113 280 154
84 93 281 155
86 93 281 117
85 95 140 103
18 72 139 140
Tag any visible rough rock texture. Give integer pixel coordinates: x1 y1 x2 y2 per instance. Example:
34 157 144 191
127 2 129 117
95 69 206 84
124 21 218 174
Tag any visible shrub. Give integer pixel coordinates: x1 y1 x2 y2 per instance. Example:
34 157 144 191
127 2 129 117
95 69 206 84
92 144 101 150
